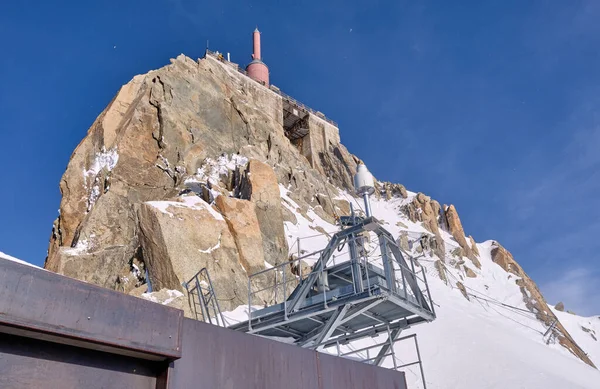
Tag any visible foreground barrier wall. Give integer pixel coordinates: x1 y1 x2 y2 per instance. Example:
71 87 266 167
0 259 407 389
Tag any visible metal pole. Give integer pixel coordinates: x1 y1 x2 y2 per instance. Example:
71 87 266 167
205 268 226 326
247 278 252 331
422 267 435 316
322 265 328 308
297 237 301 281
274 268 278 303
363 193 372 217
283 265 288 320
402 263 406 298
387 325 397 370
349 234 363 293
414 336 427 389
379 235 395 292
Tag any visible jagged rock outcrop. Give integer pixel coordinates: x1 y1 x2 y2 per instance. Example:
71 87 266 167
491 242 596 368
468 235 480 257
403 193 446 259
445 205 481 269
555 302 565 312
379 182 408 199
435 260 448 285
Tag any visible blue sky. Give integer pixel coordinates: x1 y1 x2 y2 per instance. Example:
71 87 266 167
1 1 599 315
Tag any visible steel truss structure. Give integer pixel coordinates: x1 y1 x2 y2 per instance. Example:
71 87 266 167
229 215 436 385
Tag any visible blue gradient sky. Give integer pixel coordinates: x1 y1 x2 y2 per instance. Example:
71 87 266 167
1 1 599 314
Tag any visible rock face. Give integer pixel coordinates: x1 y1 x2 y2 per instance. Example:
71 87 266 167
214 195 265 274
45 54 357 314
238 159 287 265
137 197 249 311
491 242 596 368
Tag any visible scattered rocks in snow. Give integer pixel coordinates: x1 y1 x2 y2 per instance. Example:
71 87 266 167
456 281 469 300
435 260 448 285
464 266 477 278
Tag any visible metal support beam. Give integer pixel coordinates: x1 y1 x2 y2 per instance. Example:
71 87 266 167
315 305 350 351
339 299 384 326
318 316 425 350
374 327 402 367
286 219 377 314
378 234 396 292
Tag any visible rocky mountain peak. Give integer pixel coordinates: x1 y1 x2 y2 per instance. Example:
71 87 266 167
45 52 596 369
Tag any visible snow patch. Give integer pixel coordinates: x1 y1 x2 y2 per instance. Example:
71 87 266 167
0 251 39 268
83 147 119 178
146 195 224 221
83 147 119 212
186 153 248 187
141 289 184 306
62 234 95 255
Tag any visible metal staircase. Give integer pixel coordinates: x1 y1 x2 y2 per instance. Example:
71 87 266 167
184 268 226 326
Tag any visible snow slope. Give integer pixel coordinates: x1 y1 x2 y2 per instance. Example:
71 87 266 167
225 187 600 389
0 251 38 268
552 307 600 369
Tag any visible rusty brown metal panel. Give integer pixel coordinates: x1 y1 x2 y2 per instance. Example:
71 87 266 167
169 318 407 389
0 259 182 359
0 260 408 388
0 333 160 389
317 352 408 389
170 318 321 389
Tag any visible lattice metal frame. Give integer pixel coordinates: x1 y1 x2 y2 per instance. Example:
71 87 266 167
229 215 435 387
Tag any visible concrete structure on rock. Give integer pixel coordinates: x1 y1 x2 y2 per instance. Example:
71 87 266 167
206 29 351 188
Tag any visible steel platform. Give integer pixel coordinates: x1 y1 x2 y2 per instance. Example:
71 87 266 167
229 215 436 361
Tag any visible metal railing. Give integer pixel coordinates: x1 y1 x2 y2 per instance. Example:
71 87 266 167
336 333 427 389
382 234 435 316
245 230 434 330
184 268 226 326
247 248 324 330
204 50 338 127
